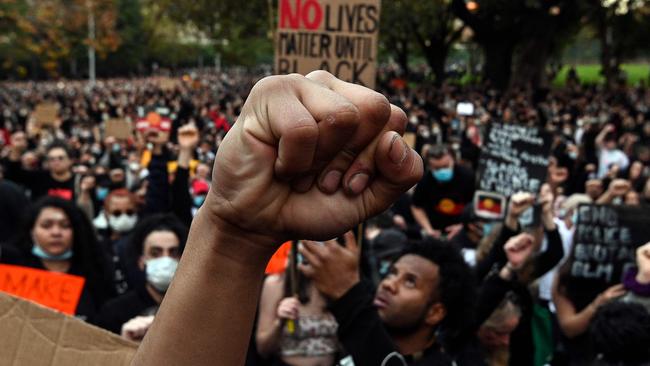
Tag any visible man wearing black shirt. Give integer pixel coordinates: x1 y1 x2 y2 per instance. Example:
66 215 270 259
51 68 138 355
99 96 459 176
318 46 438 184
5 133 77 201
300 235 474 366
411 145 475 239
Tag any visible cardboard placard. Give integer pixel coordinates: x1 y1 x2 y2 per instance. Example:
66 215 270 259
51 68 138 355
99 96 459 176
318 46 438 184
571 204 650 287
275 0 381 89
32 103 60 127
105 119 132 140
474 123 552 219
0 264 85 315
0 292 137 366
158 78 179 90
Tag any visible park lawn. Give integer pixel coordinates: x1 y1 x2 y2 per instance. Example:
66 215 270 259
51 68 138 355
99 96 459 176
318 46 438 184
553 64 649 86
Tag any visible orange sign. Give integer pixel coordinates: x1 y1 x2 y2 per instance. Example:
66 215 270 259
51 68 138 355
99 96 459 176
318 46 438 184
0 264 85 315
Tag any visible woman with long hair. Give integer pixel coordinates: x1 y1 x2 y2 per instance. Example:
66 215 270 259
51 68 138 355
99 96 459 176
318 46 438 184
7 196 114 321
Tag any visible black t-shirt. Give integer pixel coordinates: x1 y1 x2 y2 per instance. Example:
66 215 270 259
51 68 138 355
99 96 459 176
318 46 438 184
411 165 475 230
4 160 76 201
93 285 158 334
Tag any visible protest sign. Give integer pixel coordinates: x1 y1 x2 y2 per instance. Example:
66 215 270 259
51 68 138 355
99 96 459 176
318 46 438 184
275 0 380 88
105 119 132 140
474 123 552 219
0 264 85 315
0 292 137 366
32 103 60 127
571 204 650 286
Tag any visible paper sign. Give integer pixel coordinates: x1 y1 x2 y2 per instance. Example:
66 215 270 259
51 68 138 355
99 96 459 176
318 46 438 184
105 119 132 140
275 0 381 89
158 78 179 90
32 103 60 127
456 102 474 116
571 205 650 288
476 123 552 199
0 264 85 315
473 190 506 220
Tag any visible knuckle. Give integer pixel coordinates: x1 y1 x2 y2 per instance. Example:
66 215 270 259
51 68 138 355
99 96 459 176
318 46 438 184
306 70 334 81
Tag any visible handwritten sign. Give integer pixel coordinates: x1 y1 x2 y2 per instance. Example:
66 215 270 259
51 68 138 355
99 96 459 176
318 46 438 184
0 264 85 315
105 119 132 140
571 205 650 287
275 0 380 88
476 123 552 197
32 103 60 127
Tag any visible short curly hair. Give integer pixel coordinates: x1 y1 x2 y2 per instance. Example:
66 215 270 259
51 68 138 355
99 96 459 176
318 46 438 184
399 239 476 353
590 301 650 365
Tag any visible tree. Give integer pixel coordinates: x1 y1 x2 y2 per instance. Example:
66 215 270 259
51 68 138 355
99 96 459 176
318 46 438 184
590 0 650 87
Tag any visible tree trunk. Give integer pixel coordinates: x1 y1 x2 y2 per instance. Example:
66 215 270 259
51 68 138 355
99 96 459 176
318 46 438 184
483 40 515 90
422 41 448 86
510 28 554 91
395 38 409 78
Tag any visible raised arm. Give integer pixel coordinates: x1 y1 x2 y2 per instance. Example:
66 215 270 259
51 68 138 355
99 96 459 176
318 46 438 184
130 72 423 366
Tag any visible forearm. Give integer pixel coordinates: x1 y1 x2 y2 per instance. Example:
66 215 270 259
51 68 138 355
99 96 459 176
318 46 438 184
557 304 597 339
596 191 614 204
411 206 434 233
131 207 276 366
177 148 192 169
255 318 283 358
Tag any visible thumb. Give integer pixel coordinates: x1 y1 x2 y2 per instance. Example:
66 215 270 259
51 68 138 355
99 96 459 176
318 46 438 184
361 132 423 219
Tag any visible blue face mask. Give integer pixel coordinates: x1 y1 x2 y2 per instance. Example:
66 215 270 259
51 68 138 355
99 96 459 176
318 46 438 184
193 195 206 207
32 244 73 261
571 211 578 225
482 222 494 237
432 168 454 182
96 187 109 201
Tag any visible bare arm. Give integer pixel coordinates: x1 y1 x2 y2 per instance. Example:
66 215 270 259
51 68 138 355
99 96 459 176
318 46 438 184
410 205 437 236
255 275 285 358
130 72 422 366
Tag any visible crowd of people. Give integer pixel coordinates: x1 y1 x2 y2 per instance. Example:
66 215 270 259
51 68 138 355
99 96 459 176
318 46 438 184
0 68 649 366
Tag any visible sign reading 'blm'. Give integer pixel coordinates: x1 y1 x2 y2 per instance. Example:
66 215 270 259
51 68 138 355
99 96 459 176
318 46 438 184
572 204 650 285
477 123 552 197
275 0 380 89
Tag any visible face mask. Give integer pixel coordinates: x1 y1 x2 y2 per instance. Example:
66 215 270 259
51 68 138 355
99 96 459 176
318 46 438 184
129 162 140 172
32 243 73 261
193 195 206 207
568 151 578 160
432 168 454 182
145 256 178 293
108 214 137 233
482 222 494 237
571 211 578 225
96 187 109 201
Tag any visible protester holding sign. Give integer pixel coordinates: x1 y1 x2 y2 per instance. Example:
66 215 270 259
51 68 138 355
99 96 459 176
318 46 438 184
1 196 114 321
256 239 340 366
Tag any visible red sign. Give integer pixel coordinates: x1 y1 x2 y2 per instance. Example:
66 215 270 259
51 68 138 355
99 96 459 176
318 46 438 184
0 264 85 315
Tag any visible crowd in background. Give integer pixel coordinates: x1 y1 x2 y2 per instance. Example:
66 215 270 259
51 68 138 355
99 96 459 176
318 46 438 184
1 67 650 366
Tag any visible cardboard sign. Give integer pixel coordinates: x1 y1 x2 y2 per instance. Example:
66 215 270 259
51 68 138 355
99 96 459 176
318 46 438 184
275 0 381 89
403 132 416 149
456 102 474 116
0 264 85 315
571 204 650 287
0 292 137 366
474 123 552 219
105 119 132 140
158 77 179 90
32 103 60 127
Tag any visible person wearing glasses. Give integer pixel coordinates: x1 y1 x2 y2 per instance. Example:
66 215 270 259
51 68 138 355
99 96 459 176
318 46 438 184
5 134 78 201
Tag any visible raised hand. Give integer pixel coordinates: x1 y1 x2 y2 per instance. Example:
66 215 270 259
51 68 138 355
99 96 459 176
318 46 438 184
205 71 423 245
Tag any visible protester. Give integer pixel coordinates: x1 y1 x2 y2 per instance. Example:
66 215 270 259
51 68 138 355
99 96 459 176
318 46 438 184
410 144 475 239
256 240 340 366
1 196 114 321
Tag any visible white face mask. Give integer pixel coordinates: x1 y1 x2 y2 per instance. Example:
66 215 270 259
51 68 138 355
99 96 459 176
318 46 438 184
145 256 178 293
108 214 137 233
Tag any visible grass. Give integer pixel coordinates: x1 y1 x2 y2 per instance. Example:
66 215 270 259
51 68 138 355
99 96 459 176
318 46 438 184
553 63 650 86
